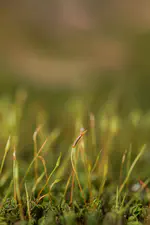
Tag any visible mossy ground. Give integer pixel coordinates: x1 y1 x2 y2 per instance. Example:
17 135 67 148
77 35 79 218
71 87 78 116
0 82 150 225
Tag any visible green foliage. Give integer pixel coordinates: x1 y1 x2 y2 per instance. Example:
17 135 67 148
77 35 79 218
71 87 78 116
0 87 150 225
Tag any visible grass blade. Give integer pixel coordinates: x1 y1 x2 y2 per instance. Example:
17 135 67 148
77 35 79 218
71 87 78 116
119 144 146 194
25 182 31 221
0 137 11 177
37 152 62 199
21 138 48 186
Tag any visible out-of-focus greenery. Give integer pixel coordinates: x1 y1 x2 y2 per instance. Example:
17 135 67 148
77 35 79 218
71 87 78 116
1 2 150 223
0 71 150 224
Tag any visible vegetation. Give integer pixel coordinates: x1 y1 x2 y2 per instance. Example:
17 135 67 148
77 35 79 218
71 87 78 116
0 83 150 225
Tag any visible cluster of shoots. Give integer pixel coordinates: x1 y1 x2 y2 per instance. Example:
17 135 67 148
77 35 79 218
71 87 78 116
0 110 148 222
0 126 62 221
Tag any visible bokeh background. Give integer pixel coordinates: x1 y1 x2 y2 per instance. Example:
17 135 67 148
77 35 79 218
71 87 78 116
1 0 150 90
1 0 150 165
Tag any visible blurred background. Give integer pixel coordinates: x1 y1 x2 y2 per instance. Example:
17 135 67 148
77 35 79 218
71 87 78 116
1 0 150 90
0 0 150 167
